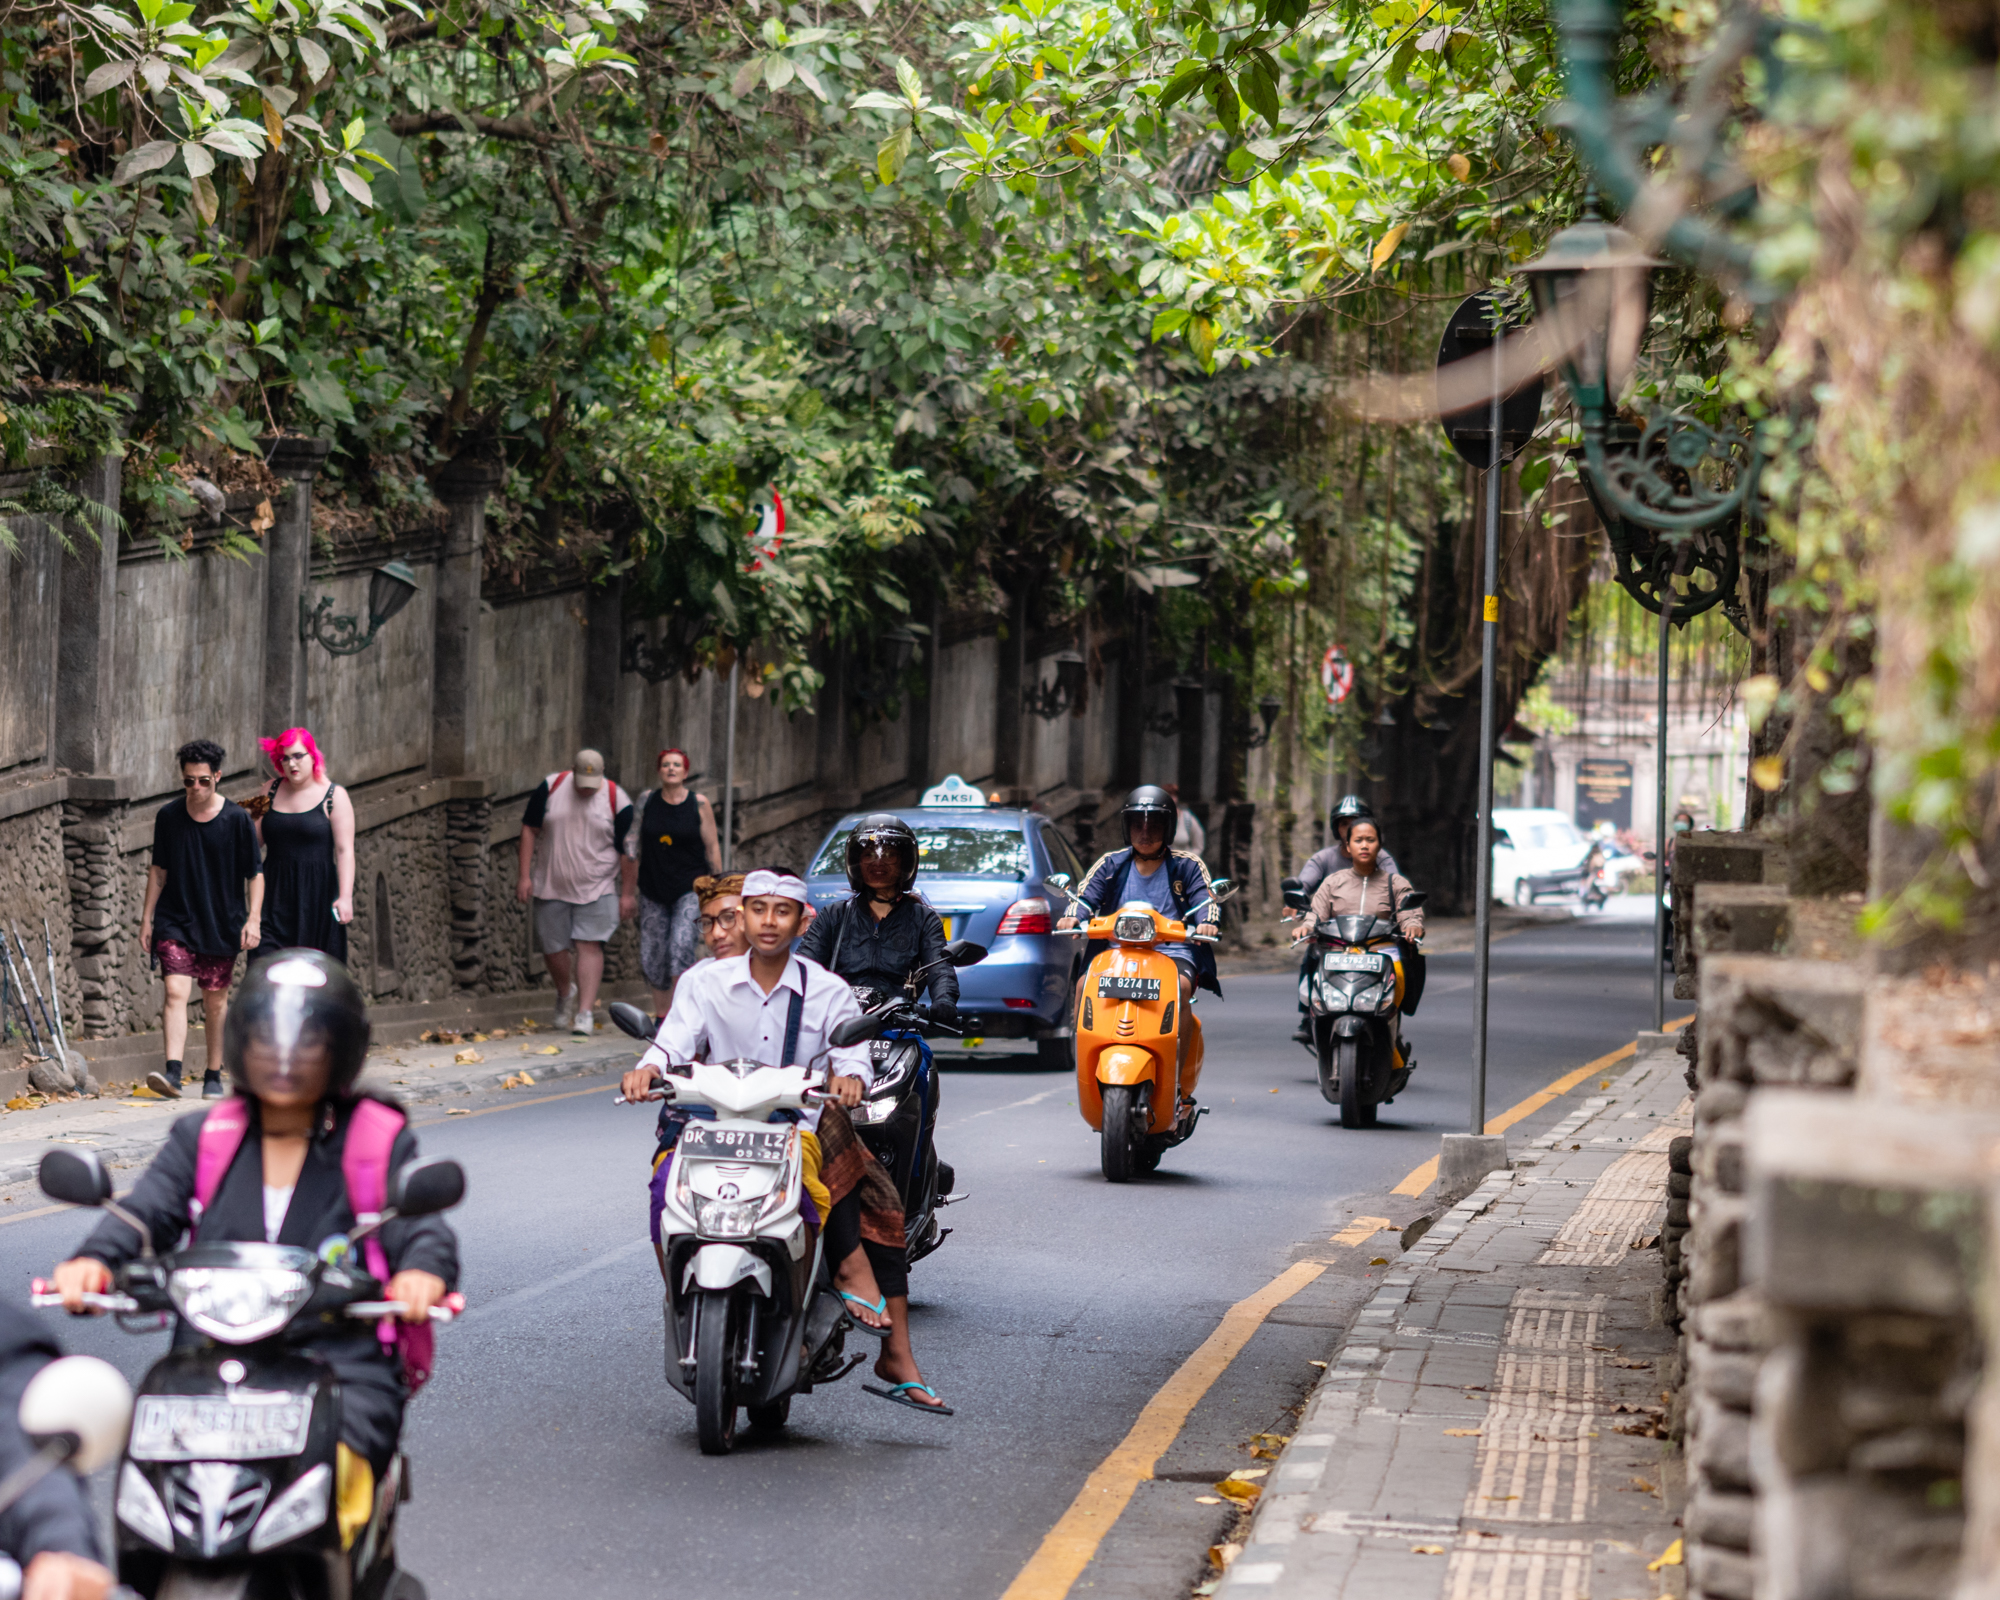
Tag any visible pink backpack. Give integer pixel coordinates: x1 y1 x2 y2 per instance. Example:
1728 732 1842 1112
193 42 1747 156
190 1097 437 1392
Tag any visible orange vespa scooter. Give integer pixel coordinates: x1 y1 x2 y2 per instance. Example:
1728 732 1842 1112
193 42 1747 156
1051 875 1232 1182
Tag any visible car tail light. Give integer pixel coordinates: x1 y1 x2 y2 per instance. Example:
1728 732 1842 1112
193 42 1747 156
997 898 1052 936
1003 997 1034 1009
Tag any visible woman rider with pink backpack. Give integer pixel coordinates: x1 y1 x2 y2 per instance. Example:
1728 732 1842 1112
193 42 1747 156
50 951 460 1538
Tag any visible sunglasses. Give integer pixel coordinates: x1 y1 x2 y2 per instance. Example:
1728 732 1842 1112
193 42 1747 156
182 775 215 788
699 908 743 932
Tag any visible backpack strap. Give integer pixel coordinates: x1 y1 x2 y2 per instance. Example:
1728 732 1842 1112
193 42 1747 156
550 771 570 797
189 1098 253 1228
342 1099 408 1362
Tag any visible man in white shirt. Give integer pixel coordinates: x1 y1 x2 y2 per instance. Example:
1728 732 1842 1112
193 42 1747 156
622 869 951 1416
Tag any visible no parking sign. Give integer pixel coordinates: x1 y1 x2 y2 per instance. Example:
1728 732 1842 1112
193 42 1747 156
1321 645 1354 708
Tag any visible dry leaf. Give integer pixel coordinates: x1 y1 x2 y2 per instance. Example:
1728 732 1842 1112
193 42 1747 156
1599 1078 1611 1089
1252 1433 1291 1447
532 1045 561 1056
445 1108 471 1116
1225 1469 1267 1480
1613 1357 1653 1369
1251 1447 1279 1460
1751 755 1784 792
1194 1495 1222 1505
490 1029 509 1040
1308 1360 1327 1368
1445 152 1470 180
1629 1477 1659 1494
1208 1543 1241 1569
1371 222 1410 271
1647 1539 1683 1572
1369 1256 1390 1265
1443 1428 1482 1437
1214 1480 1262 1503
131 1085 165 1100
454 1049 483 1064
470 1032 489 1043
1411 1544 1446 1556
4 1095 33 1111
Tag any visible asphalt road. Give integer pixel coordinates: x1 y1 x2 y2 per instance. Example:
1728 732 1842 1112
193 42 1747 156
0 901 1676 1599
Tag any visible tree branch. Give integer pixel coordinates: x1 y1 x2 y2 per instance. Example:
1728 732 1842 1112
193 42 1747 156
388 108 553 145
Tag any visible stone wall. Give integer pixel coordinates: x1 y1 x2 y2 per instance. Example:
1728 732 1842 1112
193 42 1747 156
0 801 80 1044
345 804 453 1004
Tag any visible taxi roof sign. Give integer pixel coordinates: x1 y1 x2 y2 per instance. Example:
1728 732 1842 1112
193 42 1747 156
920 774 988 809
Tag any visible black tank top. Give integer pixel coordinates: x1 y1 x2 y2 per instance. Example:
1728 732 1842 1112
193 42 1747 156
637 790 706 904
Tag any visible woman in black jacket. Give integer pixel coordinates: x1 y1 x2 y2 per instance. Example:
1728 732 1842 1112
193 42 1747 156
51 953 459 1515
797 814 959 1017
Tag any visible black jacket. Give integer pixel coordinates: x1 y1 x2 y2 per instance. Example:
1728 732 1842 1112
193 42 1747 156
0 1303 101 1568
796 895 958 1007
81 1099 459 1365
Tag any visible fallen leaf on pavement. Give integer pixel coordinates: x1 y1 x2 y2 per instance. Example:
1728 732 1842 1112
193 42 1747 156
520 1018 543 1031
1628 1478 1659 1495
1599 1079 1610 1089
1369 1256 1390 1265
1308 1360 1327 1368
454 1050 483 1064
1268 1088 1279 1094
446 1109 471 1116
470 1032 489 1043
1214 1481 1262 1503
1194 1495 1222 1505
130 1086 165 1100
490 1029 509 1040
4 1095 34 1111
1444 1428 1481 1437
1224 1469 1267 1480
1647 1539 1683 1572
531 1045 561 1056
421 1029 463 1045
1207 1543 1241 1569
1411 1545 1445 1556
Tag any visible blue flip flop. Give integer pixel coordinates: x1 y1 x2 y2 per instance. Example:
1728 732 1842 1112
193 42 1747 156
863 1380 954 1416
837 1291 891 1339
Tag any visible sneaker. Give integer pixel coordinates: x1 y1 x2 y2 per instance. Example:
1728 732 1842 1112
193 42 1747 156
552 986 578 1031
571 1008 594 1038
201 1071 225 1099
145 1069 183 1100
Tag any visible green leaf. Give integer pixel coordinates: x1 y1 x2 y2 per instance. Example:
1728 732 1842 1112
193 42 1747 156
895 55 923 106
294 370 354 423
1238 59 1280 131
877 122 912 185
1158 65 1205 109
1201 67 1240 138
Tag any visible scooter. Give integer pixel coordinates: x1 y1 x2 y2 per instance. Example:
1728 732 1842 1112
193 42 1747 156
1282 878 1425 1129
847 941 987 1265
29 1145 465 1600
616 1040 876 1456
1049 874 1232 1182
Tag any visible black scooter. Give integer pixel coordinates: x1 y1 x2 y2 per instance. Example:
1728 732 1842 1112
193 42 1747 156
30 1146 465 1599
1283 878 1427 1129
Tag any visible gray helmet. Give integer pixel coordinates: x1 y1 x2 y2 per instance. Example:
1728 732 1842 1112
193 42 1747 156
225 949 371 1100
845 813 918 896
1121 785 1178 850
1330 793 1376 837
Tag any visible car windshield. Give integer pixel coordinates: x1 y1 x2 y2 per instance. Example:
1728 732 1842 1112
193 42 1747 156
810 825 1030 880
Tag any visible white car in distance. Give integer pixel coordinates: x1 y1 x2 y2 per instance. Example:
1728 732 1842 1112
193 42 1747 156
1490 808 1592 907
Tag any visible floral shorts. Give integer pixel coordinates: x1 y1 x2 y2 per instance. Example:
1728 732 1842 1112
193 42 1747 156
155 939 235 992
637 892 702 991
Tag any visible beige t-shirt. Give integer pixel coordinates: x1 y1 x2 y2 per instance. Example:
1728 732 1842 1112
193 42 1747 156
526 772 633 904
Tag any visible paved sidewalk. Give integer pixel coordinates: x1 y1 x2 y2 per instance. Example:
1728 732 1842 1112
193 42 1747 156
0 1017 641 1186
1214 1038 1692 1600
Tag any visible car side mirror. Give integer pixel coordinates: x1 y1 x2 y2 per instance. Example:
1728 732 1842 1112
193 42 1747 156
1398 890 1428 911
386 1157 465 1218
829 1013 888 1049
944 939 987 967
1280 876 1309 913
608 1001 657 1042
38 1149 112 1209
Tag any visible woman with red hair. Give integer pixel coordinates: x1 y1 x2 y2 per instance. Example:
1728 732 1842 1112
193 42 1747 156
250 728 355 999
621 747 721 1013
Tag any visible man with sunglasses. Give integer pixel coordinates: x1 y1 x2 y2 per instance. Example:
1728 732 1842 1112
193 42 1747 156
138 738 263 1098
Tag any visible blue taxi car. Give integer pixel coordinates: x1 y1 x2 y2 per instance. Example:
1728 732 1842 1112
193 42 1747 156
804 775 1086 1068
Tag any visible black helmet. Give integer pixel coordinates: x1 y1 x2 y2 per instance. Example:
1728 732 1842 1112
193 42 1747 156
1121 785 1178 851
1330 793 1376 837
845 814 919 897
225 950 371 1101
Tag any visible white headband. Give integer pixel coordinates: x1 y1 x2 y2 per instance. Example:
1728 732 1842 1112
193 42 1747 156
741 869 809 905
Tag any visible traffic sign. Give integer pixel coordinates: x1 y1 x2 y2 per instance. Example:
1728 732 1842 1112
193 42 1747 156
1321 645 1354 706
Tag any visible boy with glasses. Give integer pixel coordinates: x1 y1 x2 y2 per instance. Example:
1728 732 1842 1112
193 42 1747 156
138 739 264 1098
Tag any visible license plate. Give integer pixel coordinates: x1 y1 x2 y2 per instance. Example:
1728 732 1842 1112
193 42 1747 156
130 1392 312 1462
1322 952 1384 973
1098 975 1161 1001
679 1125 790 1164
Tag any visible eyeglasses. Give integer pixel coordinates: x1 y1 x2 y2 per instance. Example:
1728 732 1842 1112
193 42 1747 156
699 908 742 932
280 750 310 763
182 775 215 788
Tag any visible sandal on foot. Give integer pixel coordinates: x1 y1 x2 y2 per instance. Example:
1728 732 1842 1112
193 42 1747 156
837 1291 891 1338
863 1381 953 1417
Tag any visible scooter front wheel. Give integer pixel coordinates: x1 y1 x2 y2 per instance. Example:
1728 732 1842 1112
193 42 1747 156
694 1289 739 1456
1337 1038 1375 1129
1100 1084 1144 1183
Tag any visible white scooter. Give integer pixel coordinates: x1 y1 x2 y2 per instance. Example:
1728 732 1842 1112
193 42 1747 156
622 1026 878 1455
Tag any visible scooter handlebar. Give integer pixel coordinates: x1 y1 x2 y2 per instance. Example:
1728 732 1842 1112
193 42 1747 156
29 1283 138 1314
346 1291 466 1324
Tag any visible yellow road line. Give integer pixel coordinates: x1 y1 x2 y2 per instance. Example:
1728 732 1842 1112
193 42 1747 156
0 1202 71 1229
1391 1015 1693 1198
1330 1215 1394 1247
1000 1259 1328 1600
412 1079 617 1127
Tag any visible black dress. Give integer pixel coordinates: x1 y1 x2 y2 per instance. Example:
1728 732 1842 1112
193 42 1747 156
259 780 348 962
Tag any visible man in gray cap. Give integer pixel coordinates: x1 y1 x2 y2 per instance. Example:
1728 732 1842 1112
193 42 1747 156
517 748 635 1036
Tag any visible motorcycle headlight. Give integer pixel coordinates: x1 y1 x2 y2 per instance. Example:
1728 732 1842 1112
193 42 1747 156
1113 914 1156 942
168 1267 314 1344
694 1197 761 1239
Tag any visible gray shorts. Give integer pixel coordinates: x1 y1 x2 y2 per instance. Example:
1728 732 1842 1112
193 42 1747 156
534 893 619 953
638 891 703 990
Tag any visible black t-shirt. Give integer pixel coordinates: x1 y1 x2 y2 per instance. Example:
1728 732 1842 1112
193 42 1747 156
637 790 707 904
151 798 262 956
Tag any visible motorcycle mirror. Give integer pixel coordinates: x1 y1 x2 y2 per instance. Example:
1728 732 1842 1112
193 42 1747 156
1398 890 1428 911
19 1356 131 1476
37 1149 111 1209
608 1001 657 1042
829 1013 889 1049
1280 876 1310 913
944 939 988 968
1047 872 1071 891
386 1157 466 1218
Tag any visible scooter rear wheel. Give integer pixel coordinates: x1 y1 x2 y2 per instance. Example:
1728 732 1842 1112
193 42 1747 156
1100 1084 1144 1183
694 1290 739 1456
1337 1038 1375 1129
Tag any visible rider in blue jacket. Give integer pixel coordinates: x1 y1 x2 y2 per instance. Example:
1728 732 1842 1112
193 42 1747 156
1059 786 1223 1008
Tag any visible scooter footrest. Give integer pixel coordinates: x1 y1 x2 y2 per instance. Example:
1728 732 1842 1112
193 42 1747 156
806 1350 867 1387
936 1191 970 1205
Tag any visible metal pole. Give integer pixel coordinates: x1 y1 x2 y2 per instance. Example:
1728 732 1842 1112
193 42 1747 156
1653 581 1674 1030
1469 306 1503 1137
721 655 740 871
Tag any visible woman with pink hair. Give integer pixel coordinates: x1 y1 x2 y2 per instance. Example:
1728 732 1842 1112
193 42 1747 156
249 728 356 994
